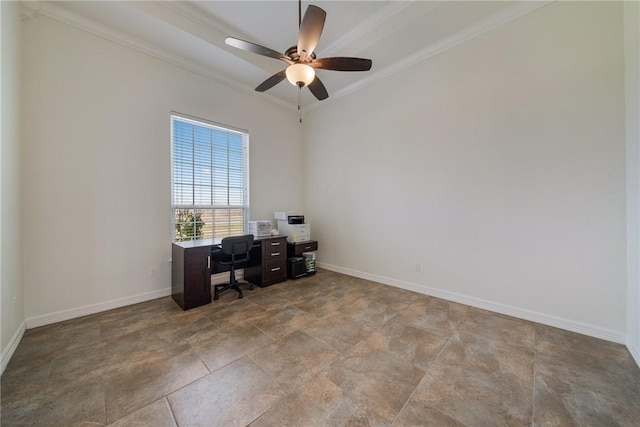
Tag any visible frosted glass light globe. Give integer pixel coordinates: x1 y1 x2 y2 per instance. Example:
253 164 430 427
286 64 315 87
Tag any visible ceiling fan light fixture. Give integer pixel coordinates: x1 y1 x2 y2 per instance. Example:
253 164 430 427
225 1 371 106
285 63 315 87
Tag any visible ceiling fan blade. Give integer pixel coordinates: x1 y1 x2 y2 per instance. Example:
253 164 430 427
311 57 372 72
297 5 326 62
308 76 329 100
255 70 287 92
225 37 291 63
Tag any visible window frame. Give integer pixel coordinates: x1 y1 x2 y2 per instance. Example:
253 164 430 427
170 112 250 242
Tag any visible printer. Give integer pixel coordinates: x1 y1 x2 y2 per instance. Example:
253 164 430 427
275 211 311 243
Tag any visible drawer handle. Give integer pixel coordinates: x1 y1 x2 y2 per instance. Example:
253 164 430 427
271 252 280 256
271 267 281 272
271 242 280 246
304 246 311 250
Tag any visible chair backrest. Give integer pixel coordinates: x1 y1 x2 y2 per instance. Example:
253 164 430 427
220 234 254 257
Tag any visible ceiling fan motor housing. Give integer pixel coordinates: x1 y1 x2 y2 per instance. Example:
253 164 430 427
285 46 316 63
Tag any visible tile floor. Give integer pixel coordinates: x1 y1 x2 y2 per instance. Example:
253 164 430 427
2 269 640 426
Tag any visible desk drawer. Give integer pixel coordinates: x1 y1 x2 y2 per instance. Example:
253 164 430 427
244 236 288 288
265 238 285 249
264 260 287 282
265 247 286 261
288 240 318 257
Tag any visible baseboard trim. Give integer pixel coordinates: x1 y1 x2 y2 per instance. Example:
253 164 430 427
628 340 640 368
1 320 26 375
25 288 173 329
24 270 245 330
318 262 627 344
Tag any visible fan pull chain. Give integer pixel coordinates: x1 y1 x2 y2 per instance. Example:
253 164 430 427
298 87 302 123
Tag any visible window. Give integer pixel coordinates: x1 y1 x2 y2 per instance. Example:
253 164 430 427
171 113 249 241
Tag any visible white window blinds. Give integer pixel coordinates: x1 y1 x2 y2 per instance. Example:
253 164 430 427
171 113 249 241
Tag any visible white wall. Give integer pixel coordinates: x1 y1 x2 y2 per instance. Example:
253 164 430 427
304 1 627 340
22 15 304 323
1 0 25 372
626 1 640 364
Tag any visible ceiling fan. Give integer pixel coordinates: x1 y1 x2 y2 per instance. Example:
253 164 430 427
224 0 372 102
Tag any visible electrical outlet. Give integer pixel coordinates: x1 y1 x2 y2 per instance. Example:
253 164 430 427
149 267 158 278
414 263 421 272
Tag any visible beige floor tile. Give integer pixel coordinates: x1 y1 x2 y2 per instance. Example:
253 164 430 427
3 376 106 427
249 330 340 390
1 356 52 410
168 356 284 427
343 297 404 328
46 341 109 390
534 371 640 426
302 312 377 353
244 288 304 311
324 340 426 422
252 374 389 427
104 343 209 423
99 330 152 370
203 298 267 326
360 316 449 371
409 332 534 426
392 400 465 427
292 293 355 316
458 307 536 349
248 305 320 339
141 316 214 351
188 321 274 372
107 398 177 427
3 270 640 426
100 309 171 341
535 339 640 412
368 285 420 309
394 295 469 336
536 324 638 364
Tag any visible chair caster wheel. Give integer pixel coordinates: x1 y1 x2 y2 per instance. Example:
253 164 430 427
238 294 243 299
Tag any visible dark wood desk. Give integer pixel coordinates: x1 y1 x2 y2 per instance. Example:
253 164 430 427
171 235 287 310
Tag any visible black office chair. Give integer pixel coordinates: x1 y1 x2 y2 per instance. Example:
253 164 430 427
212 234 255 300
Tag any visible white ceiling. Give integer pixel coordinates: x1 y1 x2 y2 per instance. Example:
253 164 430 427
21 1 551 109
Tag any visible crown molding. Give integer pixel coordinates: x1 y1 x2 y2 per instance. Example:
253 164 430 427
319 1 419 57
21 2 39 22
157 0 235 40
20 1 293 111
310 0 554 111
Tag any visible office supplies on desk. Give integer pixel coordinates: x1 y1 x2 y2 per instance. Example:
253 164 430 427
248 220 271 237
303 252 316 274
